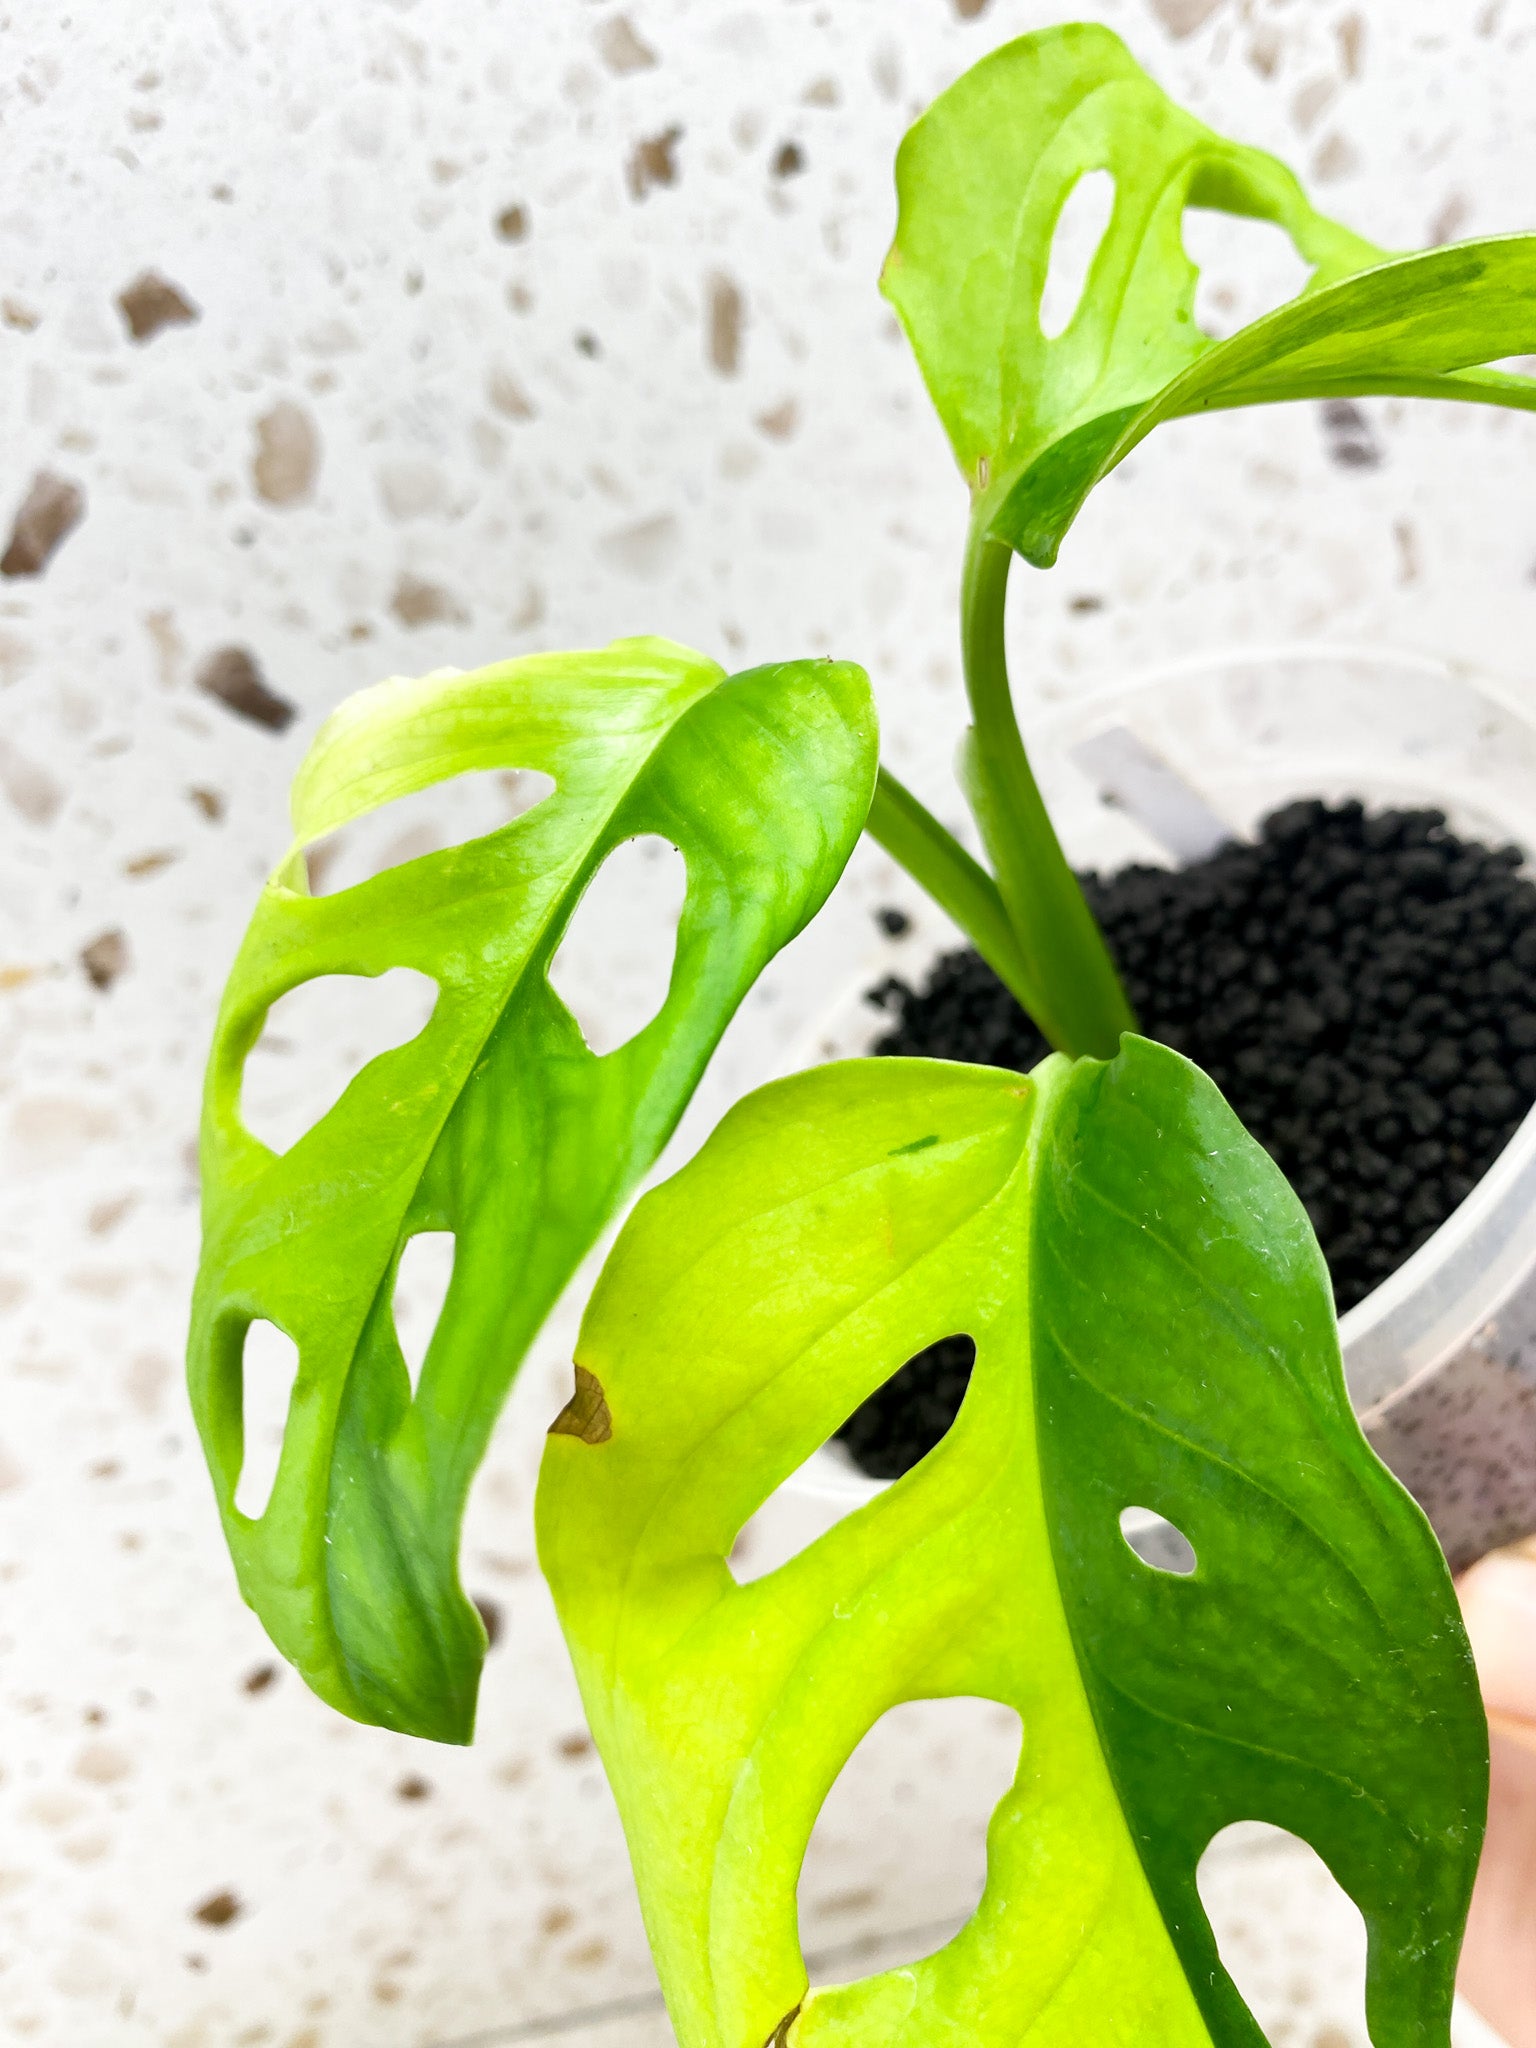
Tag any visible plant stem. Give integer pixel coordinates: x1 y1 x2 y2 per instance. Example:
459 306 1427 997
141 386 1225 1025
958 519 1137 1059
866 768 1041 1015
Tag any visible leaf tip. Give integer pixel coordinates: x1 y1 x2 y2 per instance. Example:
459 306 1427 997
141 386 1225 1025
550 1363 613 1445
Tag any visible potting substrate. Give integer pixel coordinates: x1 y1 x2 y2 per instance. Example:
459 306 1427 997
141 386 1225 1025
839 798 1536 1482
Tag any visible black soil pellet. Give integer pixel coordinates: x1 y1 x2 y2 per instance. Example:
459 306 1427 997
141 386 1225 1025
838 799 1536 1480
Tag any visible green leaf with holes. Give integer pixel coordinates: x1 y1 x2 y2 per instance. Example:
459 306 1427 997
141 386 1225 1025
882 21 1536 567
188 637 877 1744
538 1038 1484 2048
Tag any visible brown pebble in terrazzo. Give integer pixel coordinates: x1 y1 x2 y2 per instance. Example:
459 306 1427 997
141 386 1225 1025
487 366 536 420
706 273 744 375
1147 0 1225 34
81 930 129 992
756 398 798 441
117 271 199 342
123 849 179 878
541 1904 575 1936
1 472 85 577
252 399 320 506
495 203 529 242
557 1731 594 1761
1 297 40 331
242 1663 277 1695
568 1938 610 1968
188 786 225 821
195 646 296 732
628 126 681 199
88 1194 135 1234
0 739 65 822
1321 397 1382 469
595 14 657 74
771 140 805 178
472 1594 503 1647
390 571 465 628
395 1774 432 1801
192 1889 242 1928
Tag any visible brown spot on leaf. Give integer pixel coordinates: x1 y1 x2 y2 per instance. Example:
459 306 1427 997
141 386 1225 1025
117 271 199 342
771 140 805 178
2 472 85 577
628 126 681 200
596 15 657 74
472 1594 503 1647
550 1364 613 1444
81 931 128 992
390 572 466 628
191 1889 242 1928
196 646 295 731
242 1663 277 1695
252 399 320 506
395 1773 432 1801
707 272 744 376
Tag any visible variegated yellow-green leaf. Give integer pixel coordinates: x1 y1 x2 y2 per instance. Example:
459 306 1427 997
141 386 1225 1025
883 22 1536 566
539 1039 1485 2046
188 639 876 1743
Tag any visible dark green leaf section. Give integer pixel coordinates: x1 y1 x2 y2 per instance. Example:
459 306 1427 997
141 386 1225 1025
882 22 1536 567
189 641 876 1743
1034 1044 1488 2048
538 1040 1485 2044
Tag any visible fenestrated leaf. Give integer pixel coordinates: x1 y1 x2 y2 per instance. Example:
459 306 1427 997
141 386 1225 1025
537 1039 1484 2047
882 22 1536 566
188 638 877 1744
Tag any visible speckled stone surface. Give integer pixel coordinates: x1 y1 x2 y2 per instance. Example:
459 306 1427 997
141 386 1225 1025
3 0 1534 2041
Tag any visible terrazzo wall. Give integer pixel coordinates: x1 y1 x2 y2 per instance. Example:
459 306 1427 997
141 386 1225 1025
3 0 1534 2042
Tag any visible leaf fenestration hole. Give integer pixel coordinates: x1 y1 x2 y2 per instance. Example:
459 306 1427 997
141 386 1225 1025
797 1698 1022 1967
1182 208 1312 341
239 967 439 1155
392 1231 455 1396
1038 169 1116 339
731 1335 976 1586
234 1319 300 1521
547 834 687 1055
1197 1822 1368 2044
304 766 555 896
834 1335 975 1483
1119 1504 1197 1576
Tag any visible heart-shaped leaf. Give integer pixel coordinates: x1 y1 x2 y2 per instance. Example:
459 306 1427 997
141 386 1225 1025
538 1038 1484 2046
883 22 1536 566
189 639 876 1742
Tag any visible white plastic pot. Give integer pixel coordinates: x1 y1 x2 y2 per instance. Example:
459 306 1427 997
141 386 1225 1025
793 645 1536 1571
